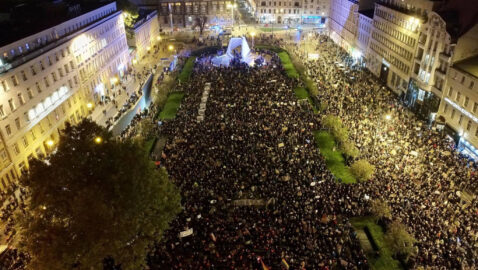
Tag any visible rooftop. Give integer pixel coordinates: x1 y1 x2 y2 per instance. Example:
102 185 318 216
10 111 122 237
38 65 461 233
0 0 113 47
359 9 374 19
454 55 478 78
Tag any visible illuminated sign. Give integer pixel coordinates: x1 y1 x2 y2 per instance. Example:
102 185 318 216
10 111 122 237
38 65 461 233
445 97 478 124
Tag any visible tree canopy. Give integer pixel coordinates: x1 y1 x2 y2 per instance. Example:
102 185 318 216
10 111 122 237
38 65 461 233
384 220 417 261
350 159 375 182
16 120 181 270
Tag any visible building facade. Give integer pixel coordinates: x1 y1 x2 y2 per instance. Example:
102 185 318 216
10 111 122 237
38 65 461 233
356 9 373 61
438 55 478 158
256 0 329 25
329 0 358 52
0 2 129 189
405 11 453 121
132 0 236 28
367 0 441 95
127 10 160 60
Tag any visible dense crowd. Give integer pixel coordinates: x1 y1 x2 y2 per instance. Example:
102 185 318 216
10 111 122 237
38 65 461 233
149 50 369 269
303 35 477 268
148 34 477 269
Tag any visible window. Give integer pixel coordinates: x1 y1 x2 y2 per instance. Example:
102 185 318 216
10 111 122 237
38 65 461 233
0 80 9 92
21 70 27 81
22 136 28 147
0 149 7 161
51 72 58 82
456 92 461 103
459 115 463 125
451 109 456 119
18 93 25 105
444 104 449 114
31 130 36 140
27 88 34 99
15 117 20 129
30 65 36 75
47 56 52 66
40 60 45 70
13 143 20 155
58 68 64 77
464 97 469 108
24 112 29 122
8 99 15 111
11 75 19 86
470 81 475 89
5 124 11 135
36 82 42 93
474 103 478 114
44 77 50 87
461 76 465 84
467 120 472 131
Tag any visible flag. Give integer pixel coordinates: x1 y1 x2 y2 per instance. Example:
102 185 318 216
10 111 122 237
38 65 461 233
281 258 290 269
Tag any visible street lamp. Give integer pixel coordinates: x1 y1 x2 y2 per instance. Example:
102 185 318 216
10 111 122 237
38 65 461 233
86 102 93 109
227 2 237 27
157 36 161 41
46 139 54 148
385 114 392 120
132 59 138 65
168 44 174 51
94 136 103 144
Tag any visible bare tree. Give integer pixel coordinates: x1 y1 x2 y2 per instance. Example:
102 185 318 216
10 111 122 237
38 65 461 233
192 16 207 36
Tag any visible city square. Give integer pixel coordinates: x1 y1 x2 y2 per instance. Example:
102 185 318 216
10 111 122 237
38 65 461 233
0 0 477 269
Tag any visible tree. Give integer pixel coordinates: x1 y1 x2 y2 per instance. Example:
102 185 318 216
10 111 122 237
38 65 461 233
384 221 417 261
16 120 181 270
192 16 207 36
350 159 375 182
138 118 156 141
322 115 342 132
117 0 139 28
370 199 392 221
340 140 360 159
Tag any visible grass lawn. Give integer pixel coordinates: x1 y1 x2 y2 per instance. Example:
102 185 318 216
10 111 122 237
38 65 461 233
314 131 356 183
278 51 299 79
178 57 196 83
159 92 184 120
294 87 318 114
350 217 402 270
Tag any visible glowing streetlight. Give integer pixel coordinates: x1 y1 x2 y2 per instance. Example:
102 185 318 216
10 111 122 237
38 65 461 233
147 46 151 52
110 77 118 85
132 59 137 64
94 136 103 144
168 45 174 51
157 36 161 41
385 114 392 120
86 102 93 109
46 140 54 147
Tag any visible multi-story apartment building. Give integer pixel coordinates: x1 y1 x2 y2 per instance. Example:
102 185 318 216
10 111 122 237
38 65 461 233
404 10 453 120
131 0 235 27
438 55 478 158
256 0 329 25
0 1 129 189
356 9 373 62
329 0 374 53
367 0 442 95
126 10 160 60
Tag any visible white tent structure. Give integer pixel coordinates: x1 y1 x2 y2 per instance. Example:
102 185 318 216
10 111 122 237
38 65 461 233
212 36 253 66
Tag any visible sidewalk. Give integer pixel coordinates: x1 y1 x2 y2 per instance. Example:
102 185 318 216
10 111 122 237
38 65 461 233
90 46 175 127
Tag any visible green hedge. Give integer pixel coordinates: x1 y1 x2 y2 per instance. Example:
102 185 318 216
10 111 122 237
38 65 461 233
278 51 299 79
314 131 356 183
178 57 196 83
159 92 184 120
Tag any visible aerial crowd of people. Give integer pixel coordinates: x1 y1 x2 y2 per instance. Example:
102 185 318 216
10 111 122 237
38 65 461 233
148 34 477 269
0 29 476 270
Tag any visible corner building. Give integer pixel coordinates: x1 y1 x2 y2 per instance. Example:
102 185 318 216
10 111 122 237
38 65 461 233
0 2 129 189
